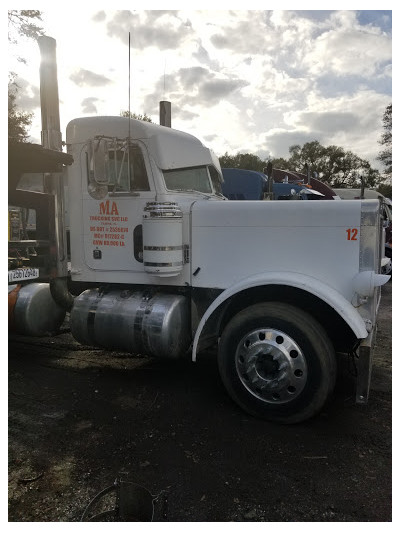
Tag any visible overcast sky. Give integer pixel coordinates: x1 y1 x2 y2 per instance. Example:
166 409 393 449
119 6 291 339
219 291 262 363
9 6 392 170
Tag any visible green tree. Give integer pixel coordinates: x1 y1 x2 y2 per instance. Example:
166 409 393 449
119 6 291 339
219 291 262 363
377 183 392 199
287 141 327 171
269 157 290 170
218 140 381 189
120 110 153 122
8 75 33 144
8 10 44 142
377 104 392 178
8 10 44 52
286 140 380 188
218 152 267 171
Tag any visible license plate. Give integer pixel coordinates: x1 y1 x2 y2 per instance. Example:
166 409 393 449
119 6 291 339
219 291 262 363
8 268 40 283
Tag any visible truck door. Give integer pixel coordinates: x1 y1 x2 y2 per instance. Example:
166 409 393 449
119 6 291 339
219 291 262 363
82 140 155 273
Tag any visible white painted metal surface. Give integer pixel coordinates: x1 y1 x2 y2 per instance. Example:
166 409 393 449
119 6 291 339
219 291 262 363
190 200 362 296
66 116 214 170
191 271 369 361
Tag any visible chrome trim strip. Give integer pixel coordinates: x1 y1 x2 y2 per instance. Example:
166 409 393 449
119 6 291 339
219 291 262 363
144 261 183 267
144 245 183 251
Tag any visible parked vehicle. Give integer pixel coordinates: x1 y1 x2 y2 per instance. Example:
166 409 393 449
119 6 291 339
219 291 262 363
221 168 325 200
272 168 341 200
8 37 390 424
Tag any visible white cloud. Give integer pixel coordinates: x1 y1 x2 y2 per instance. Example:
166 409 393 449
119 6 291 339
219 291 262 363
9 9 391 170
104 10 192 50
280 89 390 162
305 18 392 78
81 97 101 114
69 69 113 88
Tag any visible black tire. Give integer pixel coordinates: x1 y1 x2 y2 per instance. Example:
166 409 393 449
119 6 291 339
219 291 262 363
218 302 337 424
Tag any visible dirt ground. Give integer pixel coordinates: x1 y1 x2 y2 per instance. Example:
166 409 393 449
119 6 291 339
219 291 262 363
8 281 392 522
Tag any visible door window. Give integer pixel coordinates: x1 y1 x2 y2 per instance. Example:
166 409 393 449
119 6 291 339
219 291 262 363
107 144 150 193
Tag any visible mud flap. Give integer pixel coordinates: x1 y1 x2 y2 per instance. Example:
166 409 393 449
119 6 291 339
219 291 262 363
356 328 376 404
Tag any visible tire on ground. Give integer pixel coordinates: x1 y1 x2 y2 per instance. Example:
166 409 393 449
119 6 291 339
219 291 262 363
218 301 337 424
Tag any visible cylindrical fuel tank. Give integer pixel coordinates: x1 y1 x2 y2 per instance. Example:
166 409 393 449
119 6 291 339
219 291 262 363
70 288 191 359
8 283 66 336
142 202 183 277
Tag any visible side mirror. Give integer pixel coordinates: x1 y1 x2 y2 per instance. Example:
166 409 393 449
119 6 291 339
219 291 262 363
89 139 109 184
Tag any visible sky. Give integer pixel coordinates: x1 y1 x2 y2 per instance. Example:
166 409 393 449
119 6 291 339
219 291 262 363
8 5 392 171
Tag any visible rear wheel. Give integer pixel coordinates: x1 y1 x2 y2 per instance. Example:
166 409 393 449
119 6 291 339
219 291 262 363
218 302 337 424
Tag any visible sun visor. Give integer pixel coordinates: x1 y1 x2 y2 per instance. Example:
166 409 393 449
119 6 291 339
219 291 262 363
146 129 214 170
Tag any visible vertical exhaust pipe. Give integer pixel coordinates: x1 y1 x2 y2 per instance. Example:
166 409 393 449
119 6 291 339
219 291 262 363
160 101 171 127
305 163 311 185
38 36 73 310
263 162 274 200
38 36 62 151
360 176 365 199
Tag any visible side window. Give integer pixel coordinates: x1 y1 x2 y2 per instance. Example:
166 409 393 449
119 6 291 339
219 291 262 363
107 144 150 193
208 165 223 195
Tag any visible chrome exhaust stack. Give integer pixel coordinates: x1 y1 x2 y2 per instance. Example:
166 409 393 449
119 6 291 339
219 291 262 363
38 36 62 151
38 36 72 309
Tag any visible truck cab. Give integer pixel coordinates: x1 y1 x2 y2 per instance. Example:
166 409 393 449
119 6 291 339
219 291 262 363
66 116 224 286
61 116 390 423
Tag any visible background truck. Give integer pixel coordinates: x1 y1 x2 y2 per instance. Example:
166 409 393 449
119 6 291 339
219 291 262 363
8 37 390 424
271 167 341 199
221 167 326 201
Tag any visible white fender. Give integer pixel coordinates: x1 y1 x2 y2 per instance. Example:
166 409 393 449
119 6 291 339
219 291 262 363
192 271 368 361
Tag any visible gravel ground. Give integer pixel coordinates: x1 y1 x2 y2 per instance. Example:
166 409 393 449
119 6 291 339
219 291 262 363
8 281 392 522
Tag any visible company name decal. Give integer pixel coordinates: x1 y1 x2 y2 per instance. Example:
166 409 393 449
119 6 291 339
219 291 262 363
89 201 128 247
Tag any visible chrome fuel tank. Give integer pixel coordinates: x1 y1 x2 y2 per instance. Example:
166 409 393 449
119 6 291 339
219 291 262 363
9 283 66 336
70 289 190 358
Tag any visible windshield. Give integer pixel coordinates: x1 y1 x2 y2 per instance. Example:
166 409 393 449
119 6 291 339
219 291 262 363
163 166 212 193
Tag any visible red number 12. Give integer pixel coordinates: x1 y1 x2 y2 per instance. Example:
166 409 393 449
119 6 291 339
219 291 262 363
346 228 358 241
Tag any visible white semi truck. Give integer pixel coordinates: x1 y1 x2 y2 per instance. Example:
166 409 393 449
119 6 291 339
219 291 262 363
8 37 390 424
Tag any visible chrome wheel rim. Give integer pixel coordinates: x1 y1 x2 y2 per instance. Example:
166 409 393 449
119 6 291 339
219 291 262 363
235 328 308 404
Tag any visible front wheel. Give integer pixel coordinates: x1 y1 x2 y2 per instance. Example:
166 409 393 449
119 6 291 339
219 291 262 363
218 302 337 424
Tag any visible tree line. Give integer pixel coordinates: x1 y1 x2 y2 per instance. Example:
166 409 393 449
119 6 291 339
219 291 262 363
219 121 391 196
